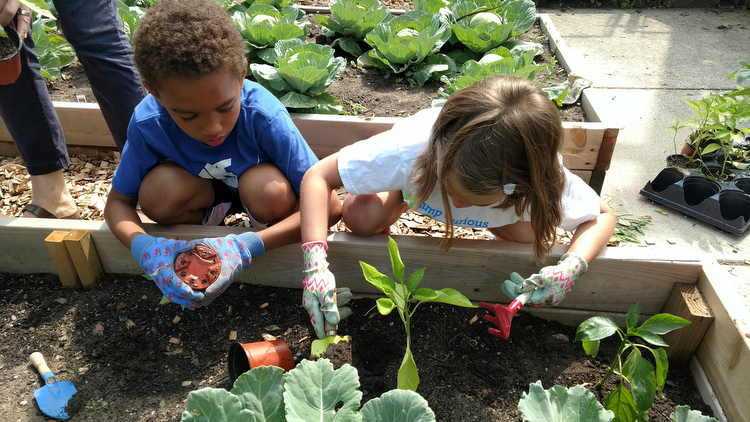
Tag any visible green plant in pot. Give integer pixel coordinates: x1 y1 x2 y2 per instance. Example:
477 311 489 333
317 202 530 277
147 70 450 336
670 64 750 179
0 0 58 85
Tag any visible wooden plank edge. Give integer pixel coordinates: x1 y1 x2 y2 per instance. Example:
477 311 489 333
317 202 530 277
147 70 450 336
1 217 704 315
695 263 750 422
690 356 730 422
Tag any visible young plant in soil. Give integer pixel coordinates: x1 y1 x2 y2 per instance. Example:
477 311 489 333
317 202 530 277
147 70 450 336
359 236 476 391
181 358 436 422
574 302 691 421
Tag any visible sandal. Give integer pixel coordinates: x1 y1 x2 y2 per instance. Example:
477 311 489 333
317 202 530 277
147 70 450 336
23 204 81 219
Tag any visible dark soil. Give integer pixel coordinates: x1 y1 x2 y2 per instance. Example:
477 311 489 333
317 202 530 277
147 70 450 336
0 271 714 421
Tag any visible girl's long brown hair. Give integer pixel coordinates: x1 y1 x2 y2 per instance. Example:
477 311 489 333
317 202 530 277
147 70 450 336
411 75 565 262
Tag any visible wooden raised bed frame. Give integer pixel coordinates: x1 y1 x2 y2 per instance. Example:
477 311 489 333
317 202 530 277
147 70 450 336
1 14 747 422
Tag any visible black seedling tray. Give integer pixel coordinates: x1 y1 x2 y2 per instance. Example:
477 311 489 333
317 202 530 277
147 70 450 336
640 166 750 235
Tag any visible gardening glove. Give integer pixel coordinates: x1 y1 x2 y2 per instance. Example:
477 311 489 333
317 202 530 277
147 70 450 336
501 252 588 307
131 234 204 309
302 241 352 339
190 232 265 307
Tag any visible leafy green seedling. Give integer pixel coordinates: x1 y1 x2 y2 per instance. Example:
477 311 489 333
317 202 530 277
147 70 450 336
574 303 690 421
359 236 476 391
518 381 614 421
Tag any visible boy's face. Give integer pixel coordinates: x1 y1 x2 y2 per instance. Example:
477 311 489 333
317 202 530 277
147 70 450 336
146 66 246 147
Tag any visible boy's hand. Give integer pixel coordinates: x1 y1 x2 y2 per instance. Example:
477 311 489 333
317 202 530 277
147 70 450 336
191 232 265 307
131 234 205 309
302 241 342 339
131 232 265 309
501 252 588 307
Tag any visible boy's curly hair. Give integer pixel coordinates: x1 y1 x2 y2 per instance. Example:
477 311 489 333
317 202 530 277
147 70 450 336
133 0 246 93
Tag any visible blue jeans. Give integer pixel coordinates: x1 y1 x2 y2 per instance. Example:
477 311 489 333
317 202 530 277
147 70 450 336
0 0 146 175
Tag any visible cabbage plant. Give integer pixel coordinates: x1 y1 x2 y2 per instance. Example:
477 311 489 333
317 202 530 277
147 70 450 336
359 236 476 392
250 39 346 114
32 19 75 80
181 359 436 422
432 43 558 107
358 10 454 85
447 0 536 54
315 0 393 57
233 4 308 64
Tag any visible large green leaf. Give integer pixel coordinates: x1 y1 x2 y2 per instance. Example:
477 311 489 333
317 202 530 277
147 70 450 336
412 288 477 307
603 385 640 422
181 388 255 422
320 0 392 39
638 313 691 336
284 359 363 422
360 389 436 422
575 316 620 342
670 406 719 422
231 366 286 422
387 236 406 283
397 347 419 391
501 0 536 36
622 349 656 413
360 261 396 293
518 381 614 422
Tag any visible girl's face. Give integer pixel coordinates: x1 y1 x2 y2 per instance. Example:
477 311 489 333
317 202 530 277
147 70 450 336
146 67 245 147
444 172 505 209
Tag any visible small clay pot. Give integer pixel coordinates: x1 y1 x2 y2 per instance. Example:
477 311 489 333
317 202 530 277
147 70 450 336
227 340 294 385
0 24 22 85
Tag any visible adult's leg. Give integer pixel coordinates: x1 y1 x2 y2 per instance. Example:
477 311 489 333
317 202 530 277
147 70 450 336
55 0 147 151
138 162 214 224
0 22 77 217
341 191 407 235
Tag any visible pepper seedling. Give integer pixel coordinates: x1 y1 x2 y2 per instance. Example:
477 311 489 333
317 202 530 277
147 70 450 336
359 236 476 391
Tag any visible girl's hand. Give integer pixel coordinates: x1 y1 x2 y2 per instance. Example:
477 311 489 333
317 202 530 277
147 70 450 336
302 241 340 338
501 252 588 307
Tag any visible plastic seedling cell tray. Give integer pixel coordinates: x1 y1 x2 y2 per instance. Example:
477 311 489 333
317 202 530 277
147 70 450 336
640 166 750 235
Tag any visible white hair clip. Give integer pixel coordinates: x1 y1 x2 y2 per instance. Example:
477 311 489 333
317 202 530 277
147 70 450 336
503 183 516 195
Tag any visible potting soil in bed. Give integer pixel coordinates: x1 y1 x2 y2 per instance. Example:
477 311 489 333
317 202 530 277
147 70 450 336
0 272 714 421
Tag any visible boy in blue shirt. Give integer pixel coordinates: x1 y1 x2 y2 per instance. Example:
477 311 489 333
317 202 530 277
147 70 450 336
104 0 341 311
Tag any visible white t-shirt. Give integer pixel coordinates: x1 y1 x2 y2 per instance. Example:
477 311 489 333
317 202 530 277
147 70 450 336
337 108 601 231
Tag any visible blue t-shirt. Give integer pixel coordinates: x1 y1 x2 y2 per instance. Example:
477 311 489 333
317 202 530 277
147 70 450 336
112 80 316 198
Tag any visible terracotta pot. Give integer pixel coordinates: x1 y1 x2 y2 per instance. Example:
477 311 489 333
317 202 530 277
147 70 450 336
227 340 294 384
0 24 22 85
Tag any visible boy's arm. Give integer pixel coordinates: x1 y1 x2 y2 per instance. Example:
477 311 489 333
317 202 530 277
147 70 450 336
104 188 146 248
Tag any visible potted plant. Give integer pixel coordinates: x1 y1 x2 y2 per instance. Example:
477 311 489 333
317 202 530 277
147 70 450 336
0 23 22 85
668 64 750 180
0 0 56 85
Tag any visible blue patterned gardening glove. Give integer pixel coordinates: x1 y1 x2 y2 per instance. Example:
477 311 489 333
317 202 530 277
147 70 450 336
501 252 588 307
302 241 352 339
131 232 265 309
131 234 204 309
191 232 265 307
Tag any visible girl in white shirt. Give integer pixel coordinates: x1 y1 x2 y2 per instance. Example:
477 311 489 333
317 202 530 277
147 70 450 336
298 75 616 339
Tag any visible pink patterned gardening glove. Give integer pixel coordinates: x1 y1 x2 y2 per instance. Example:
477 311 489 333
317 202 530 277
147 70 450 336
501 252 588 307
302 241 339 339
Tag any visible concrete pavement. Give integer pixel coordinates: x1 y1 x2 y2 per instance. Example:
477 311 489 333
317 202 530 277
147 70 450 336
538 7 750 307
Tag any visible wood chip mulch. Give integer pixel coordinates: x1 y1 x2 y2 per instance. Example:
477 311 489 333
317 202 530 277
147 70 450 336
1 153 575 245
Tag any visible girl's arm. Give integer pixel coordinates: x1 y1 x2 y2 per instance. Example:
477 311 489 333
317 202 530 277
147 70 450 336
300 153 344 243
565 197 616 263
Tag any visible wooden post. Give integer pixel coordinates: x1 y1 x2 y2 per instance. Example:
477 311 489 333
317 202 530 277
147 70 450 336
661 283 714 367
44 230 82 290
64 229 103 290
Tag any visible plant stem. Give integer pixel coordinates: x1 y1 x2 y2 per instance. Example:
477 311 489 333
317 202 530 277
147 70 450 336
595 335 627 389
